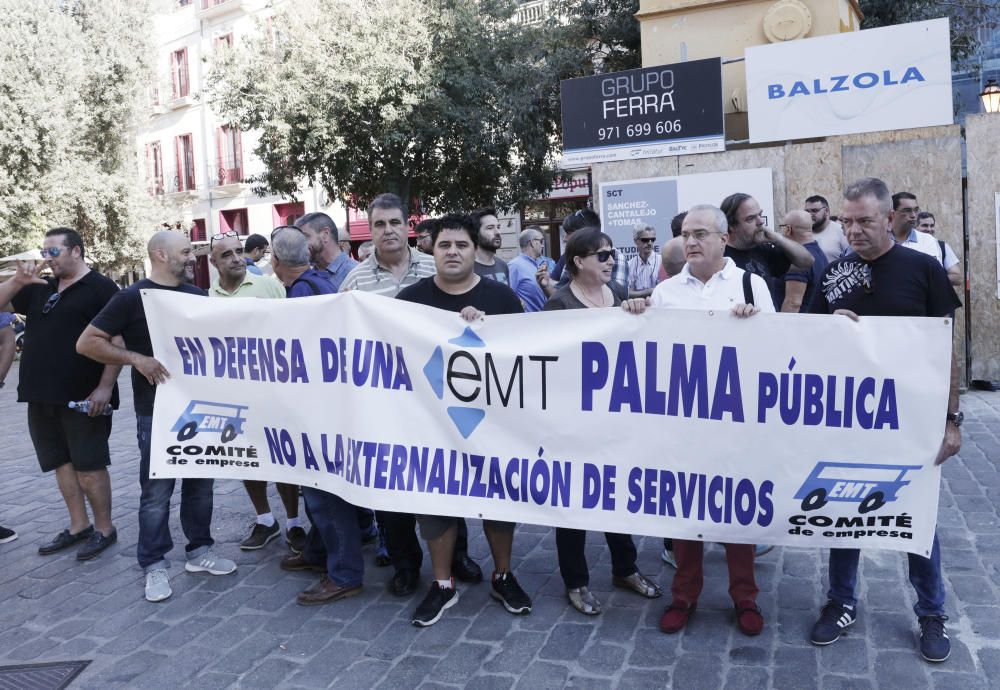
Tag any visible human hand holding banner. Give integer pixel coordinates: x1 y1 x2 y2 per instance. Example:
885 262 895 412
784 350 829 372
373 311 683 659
145 290 950 556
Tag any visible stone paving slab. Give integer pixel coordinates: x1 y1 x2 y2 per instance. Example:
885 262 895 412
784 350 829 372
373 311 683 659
0 363 998 688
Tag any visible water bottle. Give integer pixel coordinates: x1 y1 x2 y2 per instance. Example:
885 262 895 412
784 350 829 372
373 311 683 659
68 401 113 416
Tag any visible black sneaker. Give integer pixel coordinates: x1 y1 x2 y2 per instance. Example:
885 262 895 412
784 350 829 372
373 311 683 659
38 526 93 555
810 600 856 645
491 572 532 615
286 526 308 554
76 528 117 561
0 525 16 544
412 582 459 627
918 615 951 662
240 522 280 550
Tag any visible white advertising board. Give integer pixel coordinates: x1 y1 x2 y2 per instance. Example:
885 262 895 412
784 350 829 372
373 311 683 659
746 18 953 143
598 168 774 260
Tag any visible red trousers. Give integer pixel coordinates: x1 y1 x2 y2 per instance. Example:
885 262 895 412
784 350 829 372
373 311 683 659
670 540 758 605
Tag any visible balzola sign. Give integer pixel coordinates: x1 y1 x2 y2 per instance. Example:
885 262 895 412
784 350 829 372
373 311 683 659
559 57 725 167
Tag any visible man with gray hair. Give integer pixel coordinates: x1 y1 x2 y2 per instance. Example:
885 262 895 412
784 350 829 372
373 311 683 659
270 226 336 297
508 227 548 312
295 212 357 292
627 223 661 298
808 177 961 663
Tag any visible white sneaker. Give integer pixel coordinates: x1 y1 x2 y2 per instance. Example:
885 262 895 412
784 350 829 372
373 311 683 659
185 551 237 575
145 568 172 602
661 548 677 569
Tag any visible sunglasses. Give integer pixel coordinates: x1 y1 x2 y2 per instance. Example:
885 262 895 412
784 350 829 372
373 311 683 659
587 250 614 263
211 230 238 245
42 292 60 315
637 237 655 244
40 247 64 258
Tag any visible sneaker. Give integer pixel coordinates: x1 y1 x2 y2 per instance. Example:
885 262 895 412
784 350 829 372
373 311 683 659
491 572 532 615
661 548 677 569
0 525 16 544
76 528 117 561
240 521 280 551
185 551 237 575
412 582 460 627
918 615 951 662
145 568 172 602
754 544 774 557
810 600 856 645
286 526 308 554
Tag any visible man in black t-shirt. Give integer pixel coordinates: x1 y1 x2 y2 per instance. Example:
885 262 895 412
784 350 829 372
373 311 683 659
721 193 815 310
78 231 236 603
808 177 962 664
396 213 531 628
0 228 121 562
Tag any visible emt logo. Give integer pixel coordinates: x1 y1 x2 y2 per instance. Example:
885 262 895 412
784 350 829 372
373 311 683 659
423 326 558 439
172 400 249 443
794 462 922 515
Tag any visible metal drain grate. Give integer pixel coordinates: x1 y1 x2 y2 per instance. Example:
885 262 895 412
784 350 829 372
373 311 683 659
0 661 90 690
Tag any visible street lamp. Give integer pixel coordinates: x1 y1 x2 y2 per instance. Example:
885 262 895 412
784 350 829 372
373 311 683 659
981 79 1000 114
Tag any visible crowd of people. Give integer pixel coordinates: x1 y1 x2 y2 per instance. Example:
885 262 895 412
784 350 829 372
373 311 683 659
0 176 962 663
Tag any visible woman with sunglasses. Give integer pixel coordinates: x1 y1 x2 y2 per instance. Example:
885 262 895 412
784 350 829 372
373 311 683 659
542 227 662 614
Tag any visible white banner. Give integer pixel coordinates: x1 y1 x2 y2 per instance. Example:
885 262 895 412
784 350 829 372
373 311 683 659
746 18 953 143
599 168 774 260
145 290 951 556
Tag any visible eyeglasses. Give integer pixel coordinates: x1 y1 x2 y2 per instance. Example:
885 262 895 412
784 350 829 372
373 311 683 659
637 237 655 244
680 229 720 241
898 207 920 216
42 292 60 315
40 247 63 258
271 225 302 239
211 230 238 245
587 250 615 263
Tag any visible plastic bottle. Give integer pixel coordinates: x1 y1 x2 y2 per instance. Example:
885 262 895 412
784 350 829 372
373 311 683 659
68 401 113 416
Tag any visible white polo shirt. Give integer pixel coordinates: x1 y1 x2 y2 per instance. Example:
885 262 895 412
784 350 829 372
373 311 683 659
650 258 776 312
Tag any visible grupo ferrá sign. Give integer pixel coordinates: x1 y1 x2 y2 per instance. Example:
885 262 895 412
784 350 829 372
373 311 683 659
559 57 725 167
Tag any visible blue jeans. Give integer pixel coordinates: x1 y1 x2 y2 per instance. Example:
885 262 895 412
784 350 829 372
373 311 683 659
136 415 215 570
301 487 363 588
827 532 945 617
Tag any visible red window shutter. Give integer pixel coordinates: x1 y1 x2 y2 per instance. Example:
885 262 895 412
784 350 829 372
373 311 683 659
174 136 182 191
234 128 243 175
181 49 189 97
215 127 224 184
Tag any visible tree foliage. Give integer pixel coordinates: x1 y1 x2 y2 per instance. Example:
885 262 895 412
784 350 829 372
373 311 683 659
0 0 157 267
859 0 997 66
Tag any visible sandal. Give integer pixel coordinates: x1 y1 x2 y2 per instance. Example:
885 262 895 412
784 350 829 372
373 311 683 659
567 586 602 615
612 571 662 598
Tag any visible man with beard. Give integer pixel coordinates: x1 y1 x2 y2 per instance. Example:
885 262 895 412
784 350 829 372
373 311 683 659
294 212 358 292
78 231 236 602
470 207 509 285
0 228 122 561
804 195 849 262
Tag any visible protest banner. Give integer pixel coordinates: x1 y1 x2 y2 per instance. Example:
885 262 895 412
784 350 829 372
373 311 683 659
599 168 774 260
146 290 951 556
560 58 725 167
746 18 953 143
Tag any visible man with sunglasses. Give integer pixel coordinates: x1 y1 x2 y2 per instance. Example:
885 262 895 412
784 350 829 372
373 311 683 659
627 223 661 298
809 178 962 663
0 228 122 561
78 230 237 602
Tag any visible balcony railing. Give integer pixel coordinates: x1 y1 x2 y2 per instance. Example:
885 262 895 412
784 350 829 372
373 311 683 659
162 165 198 194
213 154 246 187
516 0 547 24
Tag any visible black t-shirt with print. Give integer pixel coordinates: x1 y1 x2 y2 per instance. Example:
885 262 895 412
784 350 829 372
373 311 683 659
809 245 961 317
397 276 523 316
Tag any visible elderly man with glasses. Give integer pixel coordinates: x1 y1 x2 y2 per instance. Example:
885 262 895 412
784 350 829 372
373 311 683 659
0 228 123 562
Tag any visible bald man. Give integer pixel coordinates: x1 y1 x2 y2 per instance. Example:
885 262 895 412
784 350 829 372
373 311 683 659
79 231 237 603
778 210 829 313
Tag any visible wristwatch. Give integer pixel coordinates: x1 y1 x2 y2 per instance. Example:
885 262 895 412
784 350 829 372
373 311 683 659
947 411 963 427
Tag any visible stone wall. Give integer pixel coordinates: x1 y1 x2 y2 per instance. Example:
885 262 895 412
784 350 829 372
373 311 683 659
590 124 969 380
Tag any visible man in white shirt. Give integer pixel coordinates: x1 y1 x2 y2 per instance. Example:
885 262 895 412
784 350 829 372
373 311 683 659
805 195 849 262
890 192 945 264
627 223 662 298
651 205 774 313
916 211 962 287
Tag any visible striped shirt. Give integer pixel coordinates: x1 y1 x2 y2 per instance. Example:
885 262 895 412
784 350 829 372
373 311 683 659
627 252 662 292
339 246 436 297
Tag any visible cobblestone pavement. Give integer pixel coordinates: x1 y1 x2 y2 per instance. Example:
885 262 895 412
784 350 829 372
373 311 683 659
1 363 998 689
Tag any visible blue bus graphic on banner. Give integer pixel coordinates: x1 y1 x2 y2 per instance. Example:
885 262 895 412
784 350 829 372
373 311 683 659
172 400 249 443
794 462 923 514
